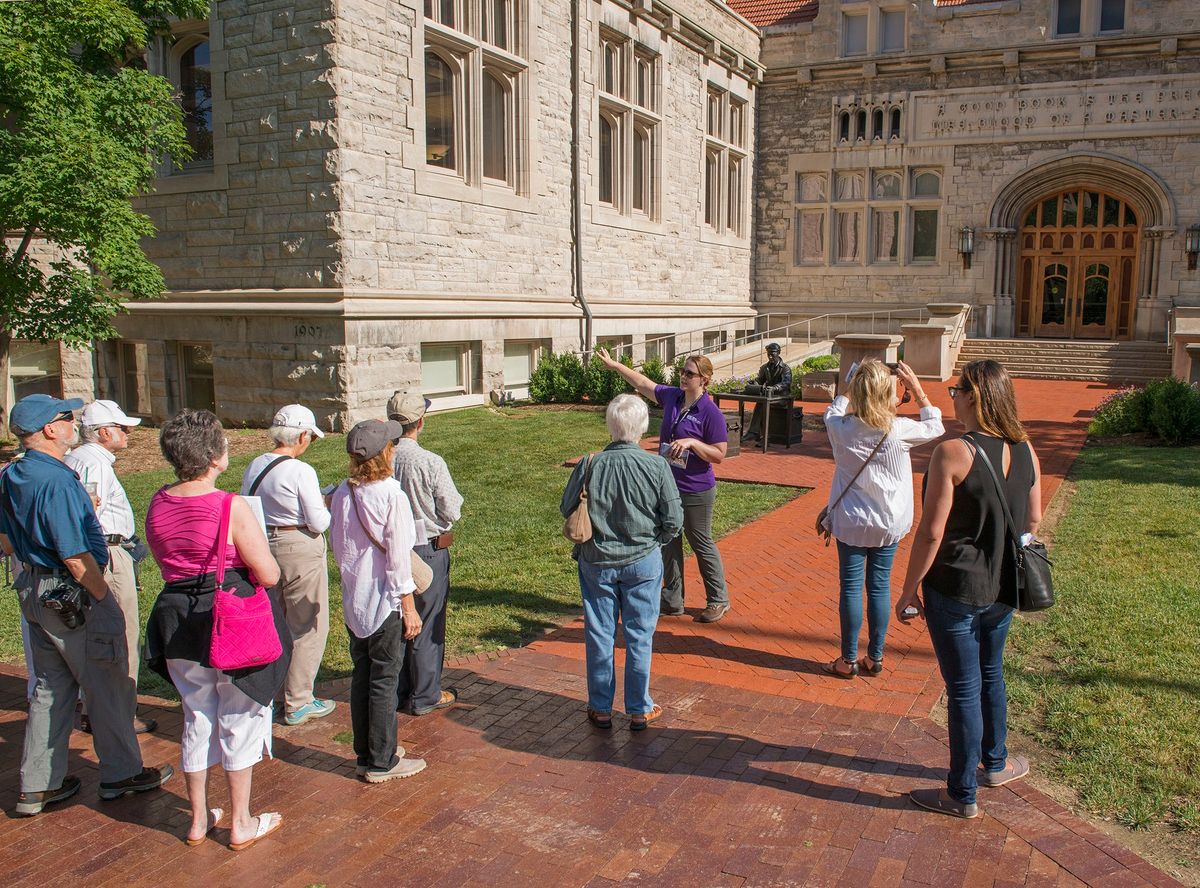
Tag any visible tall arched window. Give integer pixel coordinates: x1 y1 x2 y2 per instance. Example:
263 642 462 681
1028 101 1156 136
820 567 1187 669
425 52 457 171
179 41 213 167
482 70 509 182
598 115 615 206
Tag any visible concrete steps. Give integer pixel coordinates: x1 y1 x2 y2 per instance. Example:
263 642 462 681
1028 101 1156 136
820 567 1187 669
954 339 1171 384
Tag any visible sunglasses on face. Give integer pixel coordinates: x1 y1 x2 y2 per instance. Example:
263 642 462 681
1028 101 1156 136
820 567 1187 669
680 369 701 380
948 386 970 399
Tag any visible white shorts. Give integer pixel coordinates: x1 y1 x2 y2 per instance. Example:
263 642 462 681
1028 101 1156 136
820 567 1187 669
166 658 273 773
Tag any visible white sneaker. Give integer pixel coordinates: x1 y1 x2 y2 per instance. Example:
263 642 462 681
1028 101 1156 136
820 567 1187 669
364 756 427 783
356 746 405 776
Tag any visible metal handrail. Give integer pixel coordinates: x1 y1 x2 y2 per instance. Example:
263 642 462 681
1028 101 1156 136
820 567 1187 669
948 306 973 350
590 308 929 374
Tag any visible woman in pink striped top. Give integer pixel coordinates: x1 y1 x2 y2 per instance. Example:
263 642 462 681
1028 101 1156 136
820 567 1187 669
144 410 289 851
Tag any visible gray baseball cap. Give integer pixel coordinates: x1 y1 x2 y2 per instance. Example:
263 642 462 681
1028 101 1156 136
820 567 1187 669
345 419 403 460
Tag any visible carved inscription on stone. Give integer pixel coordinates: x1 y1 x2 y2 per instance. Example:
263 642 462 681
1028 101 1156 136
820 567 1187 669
910 76 1200 144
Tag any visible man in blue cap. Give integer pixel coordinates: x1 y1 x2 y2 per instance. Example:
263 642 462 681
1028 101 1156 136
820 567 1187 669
0 394 173 816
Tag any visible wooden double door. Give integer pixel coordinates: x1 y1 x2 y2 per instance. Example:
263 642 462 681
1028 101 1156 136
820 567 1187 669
1016 188 1139 340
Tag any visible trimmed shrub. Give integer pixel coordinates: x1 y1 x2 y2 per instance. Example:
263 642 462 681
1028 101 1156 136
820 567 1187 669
1147 378 1200 445
557 352 586 403
528 352 559 403
583 352 632 404
642 356 666 385
1088 386 1149 436
669 354 688 387
799 354 840 374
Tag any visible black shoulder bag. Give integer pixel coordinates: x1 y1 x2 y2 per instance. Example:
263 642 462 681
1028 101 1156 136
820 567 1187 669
968 438 1055 612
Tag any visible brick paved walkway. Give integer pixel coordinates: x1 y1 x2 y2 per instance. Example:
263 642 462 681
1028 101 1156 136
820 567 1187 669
0 380 1181 887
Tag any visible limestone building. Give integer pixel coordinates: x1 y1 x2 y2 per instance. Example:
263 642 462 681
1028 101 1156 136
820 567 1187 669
738 0 1200 343
30 0 763 428
11 0 1200 422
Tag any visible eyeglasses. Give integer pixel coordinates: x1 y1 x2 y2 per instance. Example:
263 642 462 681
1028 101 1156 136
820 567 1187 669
52 412 75 424
680 369 701 380
947 386 969 399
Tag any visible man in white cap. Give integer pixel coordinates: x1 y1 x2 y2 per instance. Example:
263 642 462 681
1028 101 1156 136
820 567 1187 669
66 399 155 734
240 404 335 726
387 391 463 716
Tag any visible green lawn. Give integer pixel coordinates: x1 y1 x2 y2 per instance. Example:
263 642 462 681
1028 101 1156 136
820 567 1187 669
1 406 799 697
1006 443 1200 834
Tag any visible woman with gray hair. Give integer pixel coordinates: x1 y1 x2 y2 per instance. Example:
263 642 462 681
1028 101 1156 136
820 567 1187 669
240 405 334 727
560 394 683 731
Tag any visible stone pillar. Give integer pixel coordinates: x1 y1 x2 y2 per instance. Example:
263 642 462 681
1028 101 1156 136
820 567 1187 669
986 229 1017 338
834 334 902 395
59 346 95 402
900 323 952 380
1170 307 1200 380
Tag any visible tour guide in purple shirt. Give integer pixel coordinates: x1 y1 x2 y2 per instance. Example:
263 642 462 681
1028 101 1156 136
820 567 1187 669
596 349 731 623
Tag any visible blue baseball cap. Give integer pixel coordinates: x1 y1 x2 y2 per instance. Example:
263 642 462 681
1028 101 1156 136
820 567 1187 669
9 394 84 435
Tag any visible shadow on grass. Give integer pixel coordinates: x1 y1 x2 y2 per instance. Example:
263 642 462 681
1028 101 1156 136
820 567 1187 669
452 585 583 652
1057 668 1200 699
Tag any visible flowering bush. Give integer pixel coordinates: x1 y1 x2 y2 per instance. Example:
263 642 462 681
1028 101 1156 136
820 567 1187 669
1089 378 1200 445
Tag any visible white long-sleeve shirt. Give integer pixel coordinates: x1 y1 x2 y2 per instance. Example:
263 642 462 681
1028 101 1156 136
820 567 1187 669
240 453 331 534
64 443 135 538
329 478 416 638
824 396 945 548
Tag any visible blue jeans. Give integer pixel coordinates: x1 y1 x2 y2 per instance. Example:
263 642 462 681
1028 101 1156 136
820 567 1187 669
579 548 662 716
836 540 898 664
924 588 1015 805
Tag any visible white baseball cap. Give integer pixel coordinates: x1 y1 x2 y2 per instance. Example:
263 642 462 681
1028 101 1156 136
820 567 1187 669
272 404 325 438
80 399 142 428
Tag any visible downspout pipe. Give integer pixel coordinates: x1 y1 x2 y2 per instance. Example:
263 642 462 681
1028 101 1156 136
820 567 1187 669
570 0 593 358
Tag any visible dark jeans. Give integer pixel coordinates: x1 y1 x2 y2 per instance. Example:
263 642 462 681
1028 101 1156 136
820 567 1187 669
348 611 408 771
396 544 450 713
836 540 898 664
924 588 1015 805
661 486 728 610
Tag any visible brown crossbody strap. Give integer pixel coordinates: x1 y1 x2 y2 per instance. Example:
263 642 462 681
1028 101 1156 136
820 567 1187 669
829 432 889 514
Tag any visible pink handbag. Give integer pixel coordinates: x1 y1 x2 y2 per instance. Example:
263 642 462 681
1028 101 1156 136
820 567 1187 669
208 493 282 671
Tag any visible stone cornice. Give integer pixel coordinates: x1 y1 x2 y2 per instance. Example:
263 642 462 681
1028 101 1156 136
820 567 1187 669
121 290 756 321
762 32 1200 86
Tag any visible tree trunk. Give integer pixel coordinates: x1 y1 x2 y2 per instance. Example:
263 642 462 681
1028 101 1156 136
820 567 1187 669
0 327 11 439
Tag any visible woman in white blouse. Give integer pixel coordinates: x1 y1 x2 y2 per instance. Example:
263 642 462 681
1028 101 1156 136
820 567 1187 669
330 420 427 783
822 359 944 679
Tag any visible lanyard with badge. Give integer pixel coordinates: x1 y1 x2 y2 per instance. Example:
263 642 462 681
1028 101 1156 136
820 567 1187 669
659 399 697 469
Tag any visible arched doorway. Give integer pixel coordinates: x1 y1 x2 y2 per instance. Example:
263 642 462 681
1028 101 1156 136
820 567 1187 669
1015 188 1139 340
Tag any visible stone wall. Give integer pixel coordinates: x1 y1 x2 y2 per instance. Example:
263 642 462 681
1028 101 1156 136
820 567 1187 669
752 0 1200 339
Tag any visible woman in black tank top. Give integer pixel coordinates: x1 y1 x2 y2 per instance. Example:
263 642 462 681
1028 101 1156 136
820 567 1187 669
895 361 1044 820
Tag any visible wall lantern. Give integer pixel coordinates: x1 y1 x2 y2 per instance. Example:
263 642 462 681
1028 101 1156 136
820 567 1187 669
1187 223 1200 271
958 226 975 271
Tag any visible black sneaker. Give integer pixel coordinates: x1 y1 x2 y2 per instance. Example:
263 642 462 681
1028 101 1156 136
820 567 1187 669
98 764 174 801
15 775 81 816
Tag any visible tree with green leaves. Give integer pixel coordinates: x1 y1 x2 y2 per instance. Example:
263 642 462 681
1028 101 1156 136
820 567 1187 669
0 0 208 424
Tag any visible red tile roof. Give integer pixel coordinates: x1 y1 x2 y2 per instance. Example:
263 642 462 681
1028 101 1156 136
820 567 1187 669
727 0 996 29
726 0 818 28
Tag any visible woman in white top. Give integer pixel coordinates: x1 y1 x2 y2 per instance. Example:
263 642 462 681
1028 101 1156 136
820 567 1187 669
240 404 334 727
329 419 427 783
822 359 944 679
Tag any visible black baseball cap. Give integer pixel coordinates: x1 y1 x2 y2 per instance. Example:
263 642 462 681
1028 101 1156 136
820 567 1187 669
346 419 404 460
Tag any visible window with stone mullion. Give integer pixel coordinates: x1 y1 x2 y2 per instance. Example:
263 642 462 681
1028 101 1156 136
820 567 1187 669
424 8 526 192
598 36 659 219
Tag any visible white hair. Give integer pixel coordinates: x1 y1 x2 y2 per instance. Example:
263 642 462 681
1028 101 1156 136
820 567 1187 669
269 425 305 447
80 424 103 444
605 393 649 444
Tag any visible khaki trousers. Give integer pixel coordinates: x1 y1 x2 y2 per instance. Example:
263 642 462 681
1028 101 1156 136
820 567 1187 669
268 529 330 714
105 545 140 684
